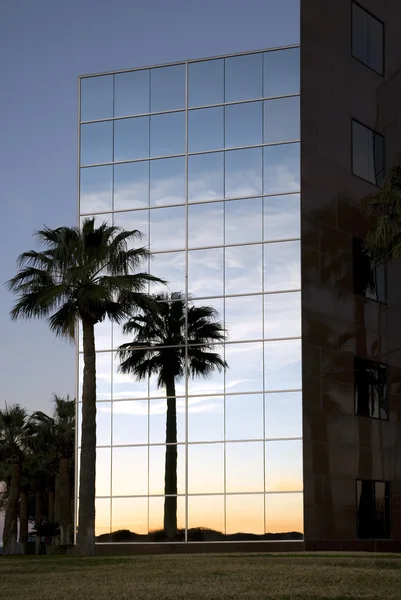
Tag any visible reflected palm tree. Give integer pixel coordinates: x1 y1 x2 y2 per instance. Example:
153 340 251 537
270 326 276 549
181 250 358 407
118 292 227 538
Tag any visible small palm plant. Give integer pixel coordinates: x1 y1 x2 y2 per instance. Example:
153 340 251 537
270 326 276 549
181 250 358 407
8 218 164 555
117 292 227 538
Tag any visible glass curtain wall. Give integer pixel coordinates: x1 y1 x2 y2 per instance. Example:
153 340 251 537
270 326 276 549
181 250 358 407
78 46 302 543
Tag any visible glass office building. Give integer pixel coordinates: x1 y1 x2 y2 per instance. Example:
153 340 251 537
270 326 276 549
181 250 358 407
77 45 302 543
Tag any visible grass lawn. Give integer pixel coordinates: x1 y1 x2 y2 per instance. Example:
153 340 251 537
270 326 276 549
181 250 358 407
1 553 401 599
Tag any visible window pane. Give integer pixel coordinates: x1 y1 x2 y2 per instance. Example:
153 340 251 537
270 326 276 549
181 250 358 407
264 241 301 292
188 152 224 203
96 448 111 497
265 440 303 492
149 445 185 495
149 496 185 539
150 206 185 251
225 198 263 245
96 403 112 446
225 101 262 148
265 493 303 536
225 53 262 102
80 121 113 166
226 441 264 492
188 59 224 107
187 344 225 396
112 354 149 400
225 148 263 198
188 248 224 297
113 208 149 249
352 3 369 65
114 161 149 210
225 394 264 441
188 107 224 153
225 342 263 394
188 202 224 248
264 292 301 340
188 395 224 442
265 392 303 439
368 14 384 74
112 446 148 496
150 156 185 206
188 495 225 537
225 244 263 295
187 443 224 493
150 112 185 157
149 397 186 444
225 295 263 342
95 498 111 537
112 497 148 537
114 69 150 117
355 357 388 420
263 194 300 242
263 48 300 97
80 75 113 121
80 166 112 214
264 97 300 144
114 116 149 162
150 64 185 112
264 339 302 391
226 494 264 536
263 143 300 195
352 121 384 186
112 399 149 445
150 251 185 294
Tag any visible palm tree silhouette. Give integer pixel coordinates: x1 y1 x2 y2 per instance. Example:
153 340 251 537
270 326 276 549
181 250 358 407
117 291 227 538
8 218 164 555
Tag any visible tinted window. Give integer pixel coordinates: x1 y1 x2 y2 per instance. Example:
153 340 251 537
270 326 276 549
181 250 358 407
353 238 386 303
352 120 385 186
352 3 384 75
357 480 391 538
354 357 388 420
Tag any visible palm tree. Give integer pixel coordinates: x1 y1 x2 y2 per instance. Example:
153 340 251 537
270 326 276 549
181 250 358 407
8 218 164 555
118 292 227 538
0 404 28 555
31 395 76 546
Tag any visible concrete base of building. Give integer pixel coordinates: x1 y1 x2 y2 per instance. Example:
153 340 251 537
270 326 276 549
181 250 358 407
305 540 401 552
95 541 305 555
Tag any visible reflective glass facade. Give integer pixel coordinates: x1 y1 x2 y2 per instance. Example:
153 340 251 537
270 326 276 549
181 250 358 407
77 46 302 543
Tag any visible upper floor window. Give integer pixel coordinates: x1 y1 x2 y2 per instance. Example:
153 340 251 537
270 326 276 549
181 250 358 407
352 120 385 186
353 238 386 303
355 357 388 420
352 2 384 75
357 480 391 539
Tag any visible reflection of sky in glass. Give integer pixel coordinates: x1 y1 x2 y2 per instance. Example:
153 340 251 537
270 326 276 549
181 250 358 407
79 47 303 540
80 75 113 121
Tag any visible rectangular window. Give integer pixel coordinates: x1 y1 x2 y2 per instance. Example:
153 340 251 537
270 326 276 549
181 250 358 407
354 357 388 420
356 480 391 539
352 2 384 75
352 120 385 186
353 238 386 303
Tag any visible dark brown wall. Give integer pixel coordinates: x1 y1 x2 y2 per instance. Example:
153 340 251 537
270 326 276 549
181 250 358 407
301 0 401 551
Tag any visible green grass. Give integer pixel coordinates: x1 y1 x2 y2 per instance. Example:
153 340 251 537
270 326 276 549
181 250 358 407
1 553 401 599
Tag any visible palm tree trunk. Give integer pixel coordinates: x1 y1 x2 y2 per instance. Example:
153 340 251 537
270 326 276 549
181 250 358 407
2 462 21 555
54 472 61 546
76 318 97 556
19 488 29 555
59 456 72 545
35 489 43 555
164 378 177 539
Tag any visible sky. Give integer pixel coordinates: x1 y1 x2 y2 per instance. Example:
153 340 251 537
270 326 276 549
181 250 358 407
0 0 300 417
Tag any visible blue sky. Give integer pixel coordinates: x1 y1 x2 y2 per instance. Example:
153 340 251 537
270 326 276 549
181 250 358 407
0 0 299 416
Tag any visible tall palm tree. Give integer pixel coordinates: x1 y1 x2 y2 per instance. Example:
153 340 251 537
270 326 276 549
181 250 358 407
118 292 227 538
31 395 76 546
8 218 164 555
0 404 28 555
